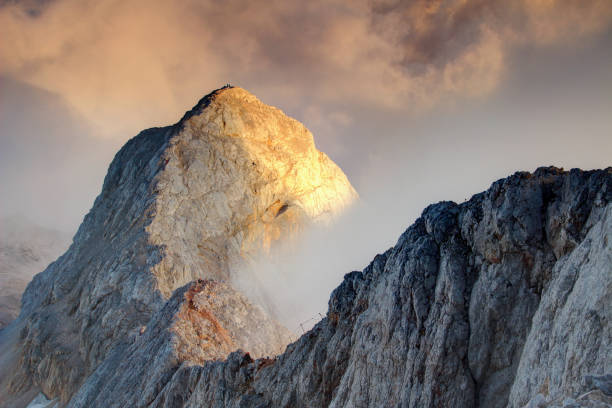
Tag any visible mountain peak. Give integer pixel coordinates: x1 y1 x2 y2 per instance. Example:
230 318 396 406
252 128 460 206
0 88 357 405
179 85 251 122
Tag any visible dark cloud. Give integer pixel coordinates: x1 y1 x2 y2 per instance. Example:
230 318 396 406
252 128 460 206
0 0 55 17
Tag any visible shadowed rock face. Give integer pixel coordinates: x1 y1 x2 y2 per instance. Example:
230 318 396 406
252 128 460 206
65 167 609 408
0 86 357 407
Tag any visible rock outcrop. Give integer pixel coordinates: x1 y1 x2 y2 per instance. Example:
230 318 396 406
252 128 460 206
67 279 292 408
0 217 70 329
0 86 356 407
62 167 610 408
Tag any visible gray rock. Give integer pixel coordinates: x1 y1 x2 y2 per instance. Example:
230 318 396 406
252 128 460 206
68 279 291 408
586 375 612 396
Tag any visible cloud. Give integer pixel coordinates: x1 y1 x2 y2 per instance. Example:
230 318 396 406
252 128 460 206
1 0 610 141
0 0 610 330
2 0 610 233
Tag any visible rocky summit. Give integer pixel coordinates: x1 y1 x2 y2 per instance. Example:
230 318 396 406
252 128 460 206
0 87 609 408
0 86 357 407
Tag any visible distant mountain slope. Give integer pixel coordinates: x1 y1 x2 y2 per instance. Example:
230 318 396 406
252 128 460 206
0 217 70 329
65 167 611 408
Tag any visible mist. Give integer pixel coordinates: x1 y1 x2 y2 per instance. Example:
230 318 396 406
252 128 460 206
234 30 612 331
1 0 611 330
0 77 118 232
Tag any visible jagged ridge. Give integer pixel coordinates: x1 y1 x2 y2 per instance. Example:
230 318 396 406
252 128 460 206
64 167 611 408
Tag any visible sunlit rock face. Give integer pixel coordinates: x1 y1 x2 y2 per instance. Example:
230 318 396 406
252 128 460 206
147 86 357 296
0 86 356 407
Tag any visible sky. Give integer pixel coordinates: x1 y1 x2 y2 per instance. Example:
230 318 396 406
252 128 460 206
1 0 611 327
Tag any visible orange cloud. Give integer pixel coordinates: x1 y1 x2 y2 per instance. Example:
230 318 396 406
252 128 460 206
0 0 610 139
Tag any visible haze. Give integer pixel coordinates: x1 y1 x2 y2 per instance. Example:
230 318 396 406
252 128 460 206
1 0 611 329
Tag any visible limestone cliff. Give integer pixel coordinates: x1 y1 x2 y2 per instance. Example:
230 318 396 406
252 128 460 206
0 86 356 407
62 167 610 408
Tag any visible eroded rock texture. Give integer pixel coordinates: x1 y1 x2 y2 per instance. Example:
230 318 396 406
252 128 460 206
0 86 356 407
71 167 609 408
